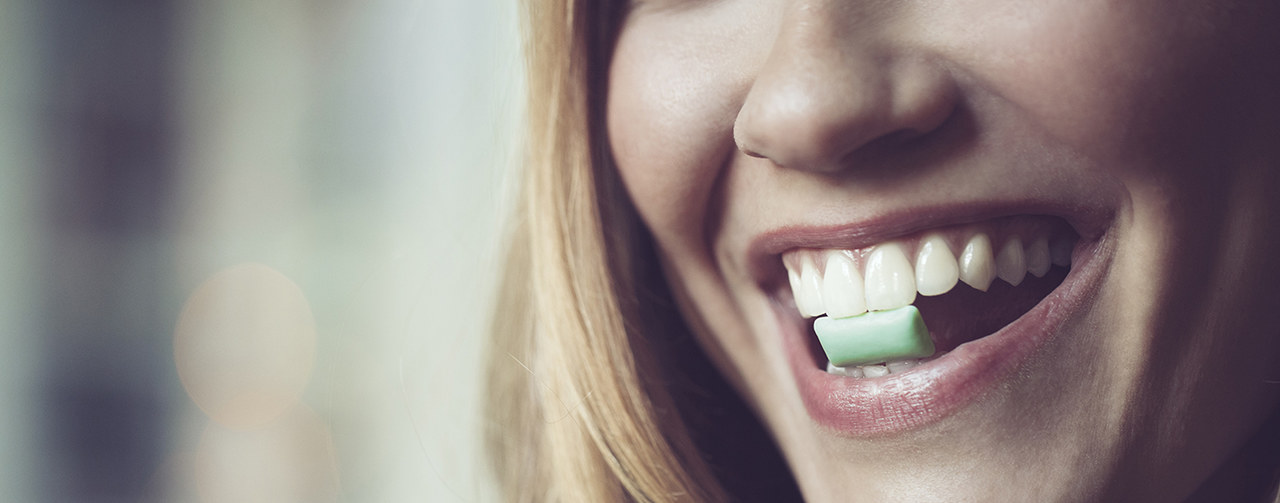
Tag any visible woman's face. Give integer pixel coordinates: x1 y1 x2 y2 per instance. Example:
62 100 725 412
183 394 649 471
607 0 1280 499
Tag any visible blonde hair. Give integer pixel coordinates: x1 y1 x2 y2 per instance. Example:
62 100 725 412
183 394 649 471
484 0 730 500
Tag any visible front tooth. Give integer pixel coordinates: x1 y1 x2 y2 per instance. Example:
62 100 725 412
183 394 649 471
1026 237 1051 278
959 233 996 291
996 237 1027 286
864 242 917 311
798 256 826 318
915 234 959 296
1050 238 1072 267
823 252 867 318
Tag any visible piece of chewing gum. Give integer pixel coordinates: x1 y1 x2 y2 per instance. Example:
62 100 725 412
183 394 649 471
814 305 935 368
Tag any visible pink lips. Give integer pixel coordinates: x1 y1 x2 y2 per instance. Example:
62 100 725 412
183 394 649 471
756 208 1113 436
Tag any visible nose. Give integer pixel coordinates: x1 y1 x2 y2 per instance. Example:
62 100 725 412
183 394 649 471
733 1 959 172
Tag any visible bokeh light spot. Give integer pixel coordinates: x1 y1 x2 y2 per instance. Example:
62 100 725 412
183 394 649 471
175 263 316 429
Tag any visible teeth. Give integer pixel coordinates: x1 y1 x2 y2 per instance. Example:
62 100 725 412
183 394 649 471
826 361 865 378
1025 237 1052 278
826 353 947 377
864 242 917 311
822 253 867 318
996 237 1027 286
914 234 959 296
788 260 824 318
958 233 996 291
861 364 889 378
783 228 1075 319
825 358 927 377
797 256 826 318
787 268 805 310
1050 238 1072 267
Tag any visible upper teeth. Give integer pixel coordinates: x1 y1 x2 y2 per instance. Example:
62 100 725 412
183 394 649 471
784 231 1073 319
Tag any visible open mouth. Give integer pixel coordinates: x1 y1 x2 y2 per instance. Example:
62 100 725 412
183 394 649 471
781 215 1077 378
749 204 1113 436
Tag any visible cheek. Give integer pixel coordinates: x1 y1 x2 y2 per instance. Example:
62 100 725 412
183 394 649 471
606 11 763 252
931 0 1234 165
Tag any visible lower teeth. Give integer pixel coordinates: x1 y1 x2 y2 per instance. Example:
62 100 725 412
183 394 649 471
826 355 941 378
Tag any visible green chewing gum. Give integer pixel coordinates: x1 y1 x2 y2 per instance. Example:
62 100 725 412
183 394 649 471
814 305 935 367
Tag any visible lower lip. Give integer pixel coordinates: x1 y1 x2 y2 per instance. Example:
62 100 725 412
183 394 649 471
779 238 1110 437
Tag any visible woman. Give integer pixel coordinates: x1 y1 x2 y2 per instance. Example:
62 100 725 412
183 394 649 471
486 0 1280 500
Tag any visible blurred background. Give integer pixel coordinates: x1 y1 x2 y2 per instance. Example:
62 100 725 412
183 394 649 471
1 0 520 500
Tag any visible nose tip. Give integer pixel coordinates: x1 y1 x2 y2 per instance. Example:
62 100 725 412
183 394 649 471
733 13 959 173
733 78 892 170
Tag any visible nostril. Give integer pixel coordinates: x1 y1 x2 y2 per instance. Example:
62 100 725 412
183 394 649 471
732 36 962 173
740 146 767 159
734 126 769 159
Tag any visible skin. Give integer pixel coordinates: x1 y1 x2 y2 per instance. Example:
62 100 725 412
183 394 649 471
606 0 1280 500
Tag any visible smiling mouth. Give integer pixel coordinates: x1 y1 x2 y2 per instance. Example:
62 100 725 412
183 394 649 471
780 215 1078 377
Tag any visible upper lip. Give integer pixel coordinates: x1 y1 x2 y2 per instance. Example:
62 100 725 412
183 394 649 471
744 197 1115 292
